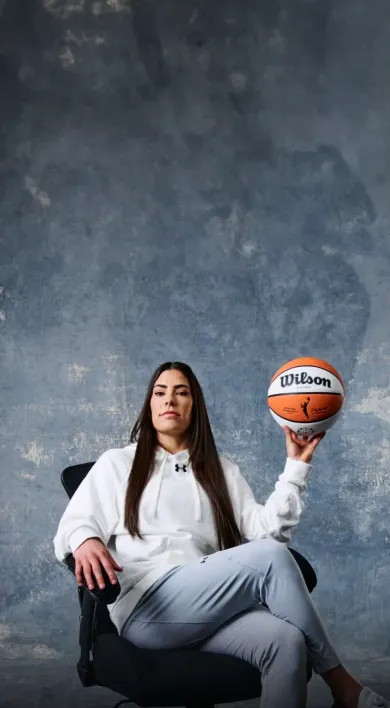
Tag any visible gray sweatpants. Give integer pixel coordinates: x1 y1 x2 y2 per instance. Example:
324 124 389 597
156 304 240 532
121 539 341 708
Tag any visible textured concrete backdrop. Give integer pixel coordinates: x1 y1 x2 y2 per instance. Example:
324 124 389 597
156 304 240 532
1 0 389 706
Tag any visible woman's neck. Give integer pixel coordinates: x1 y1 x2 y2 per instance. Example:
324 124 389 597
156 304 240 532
156 434 189 456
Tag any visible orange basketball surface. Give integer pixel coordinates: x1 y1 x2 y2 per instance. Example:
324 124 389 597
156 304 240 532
268 392 343 423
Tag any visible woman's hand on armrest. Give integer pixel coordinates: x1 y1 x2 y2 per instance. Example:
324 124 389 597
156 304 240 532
74 537 123 591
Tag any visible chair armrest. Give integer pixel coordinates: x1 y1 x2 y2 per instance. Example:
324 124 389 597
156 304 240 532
288 547 317 593
64 554 121 605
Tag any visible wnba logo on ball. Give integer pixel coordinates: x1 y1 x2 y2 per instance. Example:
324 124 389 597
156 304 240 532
280 372 332 389
268 357 345 435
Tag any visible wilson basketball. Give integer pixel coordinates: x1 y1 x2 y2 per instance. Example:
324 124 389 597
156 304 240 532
267 357 345 435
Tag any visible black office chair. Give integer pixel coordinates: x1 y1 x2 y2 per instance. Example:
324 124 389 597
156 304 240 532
59 461 318 708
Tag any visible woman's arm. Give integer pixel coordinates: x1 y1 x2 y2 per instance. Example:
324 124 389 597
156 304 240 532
53 449 124 563
228 457 313 543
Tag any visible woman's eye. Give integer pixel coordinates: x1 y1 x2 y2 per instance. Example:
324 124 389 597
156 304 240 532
154 391 189 397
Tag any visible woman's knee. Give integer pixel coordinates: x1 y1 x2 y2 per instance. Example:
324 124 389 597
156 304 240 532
250 538 292 564
281 623 305 649
271 622 307 662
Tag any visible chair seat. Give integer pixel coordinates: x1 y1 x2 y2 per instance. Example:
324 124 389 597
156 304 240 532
93 633 263 707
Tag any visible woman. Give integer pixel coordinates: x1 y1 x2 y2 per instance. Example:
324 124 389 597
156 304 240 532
54 361 388 708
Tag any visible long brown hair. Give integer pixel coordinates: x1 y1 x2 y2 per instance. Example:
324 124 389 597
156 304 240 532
124 361 241 551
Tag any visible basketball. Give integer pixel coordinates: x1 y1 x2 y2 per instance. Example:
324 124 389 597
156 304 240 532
267 357 345 435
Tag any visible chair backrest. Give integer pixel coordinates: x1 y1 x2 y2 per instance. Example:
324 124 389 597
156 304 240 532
61 462 95 499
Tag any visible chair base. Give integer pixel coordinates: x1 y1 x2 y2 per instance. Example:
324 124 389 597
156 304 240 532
111 703 216 708
111 701 132 708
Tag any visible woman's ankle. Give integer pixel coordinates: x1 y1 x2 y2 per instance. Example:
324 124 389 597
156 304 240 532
321 664 363 708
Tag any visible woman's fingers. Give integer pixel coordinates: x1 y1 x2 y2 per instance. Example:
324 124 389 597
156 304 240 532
100 556 119 585
291 431 306 446
105 551 123 572
310 431 326 448
90 558 106 590
75 558 83 585
292 431 324 445
81 559 94 590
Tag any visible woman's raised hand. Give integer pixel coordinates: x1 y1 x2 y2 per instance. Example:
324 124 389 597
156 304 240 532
284 426 326 464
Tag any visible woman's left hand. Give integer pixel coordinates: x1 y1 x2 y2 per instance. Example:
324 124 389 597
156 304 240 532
283 426 326 464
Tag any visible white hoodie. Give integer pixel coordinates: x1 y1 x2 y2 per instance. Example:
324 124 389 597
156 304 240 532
53 442 312 633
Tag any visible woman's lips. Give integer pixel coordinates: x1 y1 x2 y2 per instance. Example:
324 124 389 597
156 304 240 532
162 412 179 416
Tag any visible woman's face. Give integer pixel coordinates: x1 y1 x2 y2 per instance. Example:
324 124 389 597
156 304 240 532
150 369 193 438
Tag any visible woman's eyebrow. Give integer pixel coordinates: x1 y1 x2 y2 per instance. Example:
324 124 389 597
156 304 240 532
153 384 190 389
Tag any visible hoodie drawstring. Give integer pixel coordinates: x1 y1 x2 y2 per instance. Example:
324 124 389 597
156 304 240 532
191 474 202 522
152 450 202 522
152 453 168 518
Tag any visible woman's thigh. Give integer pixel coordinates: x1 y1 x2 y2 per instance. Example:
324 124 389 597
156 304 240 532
122 538 294 649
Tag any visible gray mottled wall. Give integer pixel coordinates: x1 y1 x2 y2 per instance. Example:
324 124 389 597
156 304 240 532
1 0 390 705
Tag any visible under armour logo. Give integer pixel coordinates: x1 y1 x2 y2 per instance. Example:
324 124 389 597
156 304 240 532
175 464 187 472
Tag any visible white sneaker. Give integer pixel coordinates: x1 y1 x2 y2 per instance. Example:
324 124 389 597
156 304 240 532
358 687 390 708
